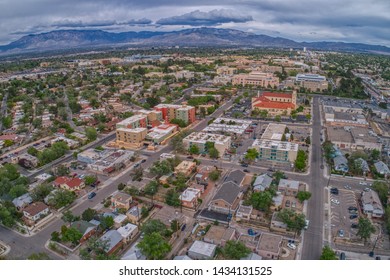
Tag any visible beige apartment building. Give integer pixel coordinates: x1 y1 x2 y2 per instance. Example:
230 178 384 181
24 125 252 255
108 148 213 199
116 127 148 149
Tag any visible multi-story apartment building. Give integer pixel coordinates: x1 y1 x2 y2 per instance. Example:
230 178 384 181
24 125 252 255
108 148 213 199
251 91 297 116
295 74 328 92
116 115 147 129
183 132 231 155
232 72 279 88
251 139 298 162
116 127 148 148
154 104 196 125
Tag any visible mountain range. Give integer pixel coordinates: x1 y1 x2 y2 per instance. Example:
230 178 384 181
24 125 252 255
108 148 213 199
1 27 389 54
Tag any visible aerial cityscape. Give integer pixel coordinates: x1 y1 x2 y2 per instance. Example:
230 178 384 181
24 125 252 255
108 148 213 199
0 1 389 262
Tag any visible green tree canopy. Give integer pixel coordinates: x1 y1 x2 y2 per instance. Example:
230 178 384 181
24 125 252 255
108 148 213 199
85 127 98 141
277 209 306 232
296 191 312 203
357 217 375 242
81 208 97 222
245 148 259 162
320 246 338 260
142 219 168 236
223 240 251 260
188 144 200 155
209 169 221 182
137 232 171 260
250 191 273 211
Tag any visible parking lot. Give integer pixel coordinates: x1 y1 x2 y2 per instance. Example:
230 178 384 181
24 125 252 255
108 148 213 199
329 188 360 240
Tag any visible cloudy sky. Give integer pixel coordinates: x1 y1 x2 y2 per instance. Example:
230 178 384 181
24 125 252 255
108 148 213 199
1 0 389 46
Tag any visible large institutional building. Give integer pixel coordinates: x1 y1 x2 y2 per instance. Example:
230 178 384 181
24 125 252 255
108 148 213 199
251 91 297 116
232 72 279 88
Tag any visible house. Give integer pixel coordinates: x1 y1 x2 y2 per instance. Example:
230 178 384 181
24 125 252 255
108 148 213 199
203 226 235 246
12 193 32 210
18 153 39 169
99 230 123 255
188 240 217 260
253 174 273 192
270 212 288 233
257 233 282 260
235 203 253 221
278 179 300 196
114 214 128 228
23 202 50 225
121 242 146 260
179 188 201 209
117 223 139 243
355 158 370 173
208 181 242 214
225 170 246 186
111 192 132 211
241 252 262 260
374 161 390 176
174 161 197 177
53 176 85 191
361 190 384 218
71 221 97 243
195 172 208 186
173 255 193 260
333 155 349 172
126 205 141 224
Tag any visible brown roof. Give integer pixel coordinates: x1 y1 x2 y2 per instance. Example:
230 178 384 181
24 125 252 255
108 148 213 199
24 202 48 216
66 178 83 189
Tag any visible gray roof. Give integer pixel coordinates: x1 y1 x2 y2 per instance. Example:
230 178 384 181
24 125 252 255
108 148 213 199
374 161 390 174
188 241 217 258
173 255 193 260
225 170 246 185
99 230 122 252
121 242 146 260
355 158 370 172
212 181 241 205
333 155 348 167
253 174 273 192
71 220 96 236
241 252 262 260
12 193 32 208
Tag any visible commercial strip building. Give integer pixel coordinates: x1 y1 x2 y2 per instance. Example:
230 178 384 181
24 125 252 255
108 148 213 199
324 107 368 127
203 117 252 134
232 72 279 88
77 148 134 174
154 104 196 125
251 91 297 116
183 132 232 155
326 126 382 151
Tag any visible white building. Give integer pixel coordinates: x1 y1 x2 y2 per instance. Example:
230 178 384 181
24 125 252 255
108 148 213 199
203 118 252 134
117 223 139 243
183 132 231 155
188 241 217 260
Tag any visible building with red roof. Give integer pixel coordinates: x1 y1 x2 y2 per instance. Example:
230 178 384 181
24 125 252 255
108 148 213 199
53 176 85 191
251 91 297 116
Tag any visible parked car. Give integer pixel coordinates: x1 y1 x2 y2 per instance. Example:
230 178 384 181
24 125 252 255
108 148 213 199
338 229 344 237
340 252 346 260
181 224 186 231
186 156 194 159
364 188 371 192
331 198 340 205
330 188 339 195
351 223 358 229
348 206 358 211
287 243 296 250
88 192 96 199
141 159 146 163
349 214 358 219
344 185 352 190
241 163 249 167
359 181 368 186
243 169 250 173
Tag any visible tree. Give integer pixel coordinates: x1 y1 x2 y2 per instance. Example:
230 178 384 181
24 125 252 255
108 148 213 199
277 209 306 232
320 246 338 260
141 206 149 219
305 136 311 145
48 189 76 209
31 184 53 202
370 149 380 161
62 227 82 245
142 219 167 236
371 181 390 205
209 169 221 182
294 150 307 171
132 167 143 181
81 208 97 222
250 191 273 211
144 181 159 196
99 216 114 231
188 144 200 155
170 118 187 128
0 164 20 181
2 116 12 129
84 175 97 186
170 219 180 232
150 160 173 177
61 210 78 226
27 146 39 156
28 252 50 260
55 165 69 176
281 134 287 141
137 232 171 260
296 191 312 203
274 115 281 122
117 183 126 191
165 189 181 207
245 148 259 162
9 184 28 199
208 147 219 159
272 171 286 185
223 240 251 260
85 127 97 141
357 217 375 243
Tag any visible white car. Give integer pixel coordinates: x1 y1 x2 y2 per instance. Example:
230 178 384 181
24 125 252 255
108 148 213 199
344 185 352 190
359 181 368 186
331 198 340 205
287 243 297 250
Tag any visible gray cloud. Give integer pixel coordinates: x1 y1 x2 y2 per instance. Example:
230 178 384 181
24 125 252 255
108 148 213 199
0 0 388 46
156 9 253 26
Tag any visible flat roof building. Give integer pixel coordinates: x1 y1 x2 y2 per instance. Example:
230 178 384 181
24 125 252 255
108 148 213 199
203 117 252 134
252 139 298 162
183 132 231 156
188 240 217 260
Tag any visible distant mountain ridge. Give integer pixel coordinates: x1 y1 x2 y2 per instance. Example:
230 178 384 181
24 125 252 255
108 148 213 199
1 27 389 54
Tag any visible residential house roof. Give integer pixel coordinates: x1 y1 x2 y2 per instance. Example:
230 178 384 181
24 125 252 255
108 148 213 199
374 161 390 174
23 202 48 216
225 170 246 185
361 190 384 215
212 181 241 205
278 179 300 190
253 174 273 192
188 241 217 258
71 221 96 236
333 155 348 167
355 158 370 172
99 230 122 253
241 252 262 260
257 233 282 254
112 192 132 203
12 193 32 209
117 223 138 238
